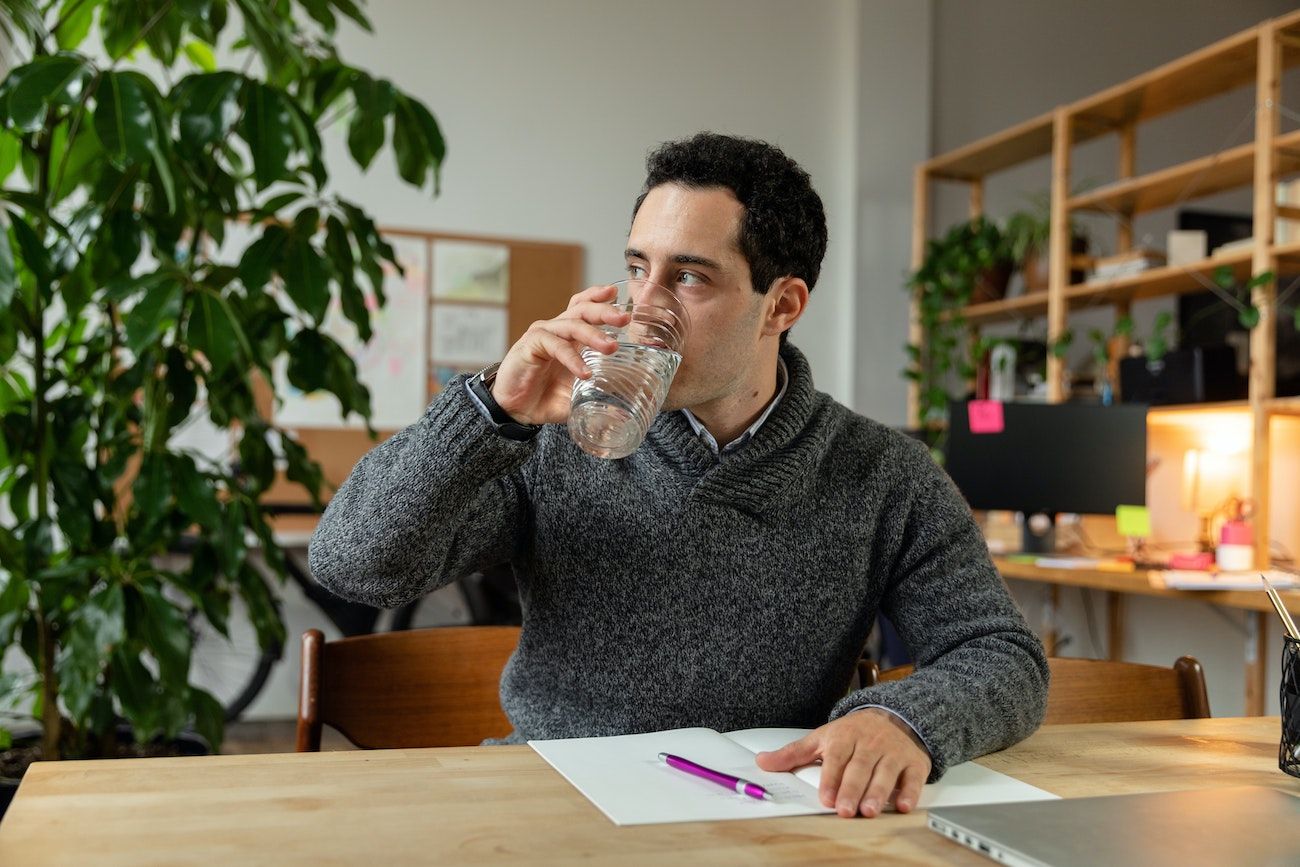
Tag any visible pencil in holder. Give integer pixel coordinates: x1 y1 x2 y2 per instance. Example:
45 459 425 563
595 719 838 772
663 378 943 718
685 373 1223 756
1283 635 1300 779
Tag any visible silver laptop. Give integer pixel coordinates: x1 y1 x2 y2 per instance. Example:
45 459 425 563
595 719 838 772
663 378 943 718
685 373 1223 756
927 785 1300 867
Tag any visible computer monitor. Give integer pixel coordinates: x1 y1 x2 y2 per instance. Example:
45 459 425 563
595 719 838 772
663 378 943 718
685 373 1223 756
944 401 1148 552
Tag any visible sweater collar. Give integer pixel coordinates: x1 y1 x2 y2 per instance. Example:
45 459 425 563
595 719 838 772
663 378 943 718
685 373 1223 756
644 343 830 516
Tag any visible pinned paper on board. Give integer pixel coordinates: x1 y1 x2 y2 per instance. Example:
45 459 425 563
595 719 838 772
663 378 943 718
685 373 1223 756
432 240 510 303
967 400 1005 434
431 304 508 367
1116 505 1152 538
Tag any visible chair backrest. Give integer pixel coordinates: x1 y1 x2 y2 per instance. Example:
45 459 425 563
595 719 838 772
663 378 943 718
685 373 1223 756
856 655 1211 724
296 626 520 751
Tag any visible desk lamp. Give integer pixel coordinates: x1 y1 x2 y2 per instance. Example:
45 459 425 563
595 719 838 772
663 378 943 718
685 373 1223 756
1180 449 1245 553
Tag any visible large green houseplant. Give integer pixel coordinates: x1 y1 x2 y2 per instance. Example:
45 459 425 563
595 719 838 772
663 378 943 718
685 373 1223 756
0 0 445 767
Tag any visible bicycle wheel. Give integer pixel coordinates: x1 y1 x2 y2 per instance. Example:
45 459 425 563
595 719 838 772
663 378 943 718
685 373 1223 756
186 595 284 722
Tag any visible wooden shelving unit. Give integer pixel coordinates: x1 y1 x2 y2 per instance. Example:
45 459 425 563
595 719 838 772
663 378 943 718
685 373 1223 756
909 11 1300 716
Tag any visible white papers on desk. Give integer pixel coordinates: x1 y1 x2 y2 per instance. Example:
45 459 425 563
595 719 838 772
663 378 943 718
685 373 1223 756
1158 569 1300 590
529 727 1057 826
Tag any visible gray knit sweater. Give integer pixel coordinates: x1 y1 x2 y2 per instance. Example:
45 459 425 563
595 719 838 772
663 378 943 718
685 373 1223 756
308 344 1048 779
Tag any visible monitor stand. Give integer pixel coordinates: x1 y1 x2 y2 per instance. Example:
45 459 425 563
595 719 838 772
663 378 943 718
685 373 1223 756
1021 511 1056 555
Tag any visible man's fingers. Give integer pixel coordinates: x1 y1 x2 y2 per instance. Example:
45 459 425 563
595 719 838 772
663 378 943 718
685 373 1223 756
833 749 878 818
857 758 900 818
892 763 928 813
814 739 854 809
754 734 820 772
560 299 633 327
565 284 619 310
530 331 590 380
535 318 619 354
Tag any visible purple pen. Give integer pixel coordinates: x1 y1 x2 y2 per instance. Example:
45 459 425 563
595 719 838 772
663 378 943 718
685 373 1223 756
658 752 774 801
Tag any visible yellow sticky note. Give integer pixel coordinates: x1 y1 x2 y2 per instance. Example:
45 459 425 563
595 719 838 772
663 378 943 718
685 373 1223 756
1116 505 1151 538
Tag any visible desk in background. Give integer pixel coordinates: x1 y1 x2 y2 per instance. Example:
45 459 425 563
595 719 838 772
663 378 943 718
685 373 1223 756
0 717 1294 865
995 556 1300 715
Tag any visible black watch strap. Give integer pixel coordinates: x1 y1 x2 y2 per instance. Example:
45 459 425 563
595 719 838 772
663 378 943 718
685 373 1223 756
468 364 542 441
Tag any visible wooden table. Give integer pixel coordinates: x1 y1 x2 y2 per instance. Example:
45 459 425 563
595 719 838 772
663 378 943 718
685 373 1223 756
2 717 1296 865
996 557 1300 715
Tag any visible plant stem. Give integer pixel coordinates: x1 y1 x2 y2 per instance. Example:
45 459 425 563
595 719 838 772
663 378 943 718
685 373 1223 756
32 105 61 761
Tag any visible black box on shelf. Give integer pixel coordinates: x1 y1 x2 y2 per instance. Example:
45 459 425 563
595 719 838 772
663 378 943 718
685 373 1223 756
1118 345 1246 405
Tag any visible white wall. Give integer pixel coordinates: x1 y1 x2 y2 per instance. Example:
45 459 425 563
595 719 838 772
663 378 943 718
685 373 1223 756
853 0 932 424
326 0 859 405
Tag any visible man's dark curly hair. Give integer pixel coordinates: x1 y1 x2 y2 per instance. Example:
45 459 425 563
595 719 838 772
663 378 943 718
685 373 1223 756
633 132 828 304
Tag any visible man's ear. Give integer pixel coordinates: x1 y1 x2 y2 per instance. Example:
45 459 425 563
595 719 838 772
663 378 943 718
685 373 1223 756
763 276 810 337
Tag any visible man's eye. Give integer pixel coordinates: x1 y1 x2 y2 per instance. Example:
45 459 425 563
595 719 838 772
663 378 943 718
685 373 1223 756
627 264 646 278
678 272 703 286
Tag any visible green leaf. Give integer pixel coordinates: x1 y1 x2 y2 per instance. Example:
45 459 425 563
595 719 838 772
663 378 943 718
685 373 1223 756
189 687 224 751
110 647 160 737
241 81 297 189
74 583 127 657
124 281 182 353
403 96 446 192
187 290 239 372
8 54 94 131
392 95 427 186
48 113 105 203
176 71 243 149
183 39 217 71
1294 308 1300 332
239 224 289 292
174 456 222 529
1238 305 1261 329
329 0 371 30
164 346 197 427
346 73 392 169
9 214 52 285
1245 270 1275 291
94 70 156 165
0 574 30 645
238 423 275 492
134 582 192 684
282 435 323 508
0 221 16 308
54 0 101 50
286 329 330 393
281 235 331 322
0 130 20 182
300 0 337 32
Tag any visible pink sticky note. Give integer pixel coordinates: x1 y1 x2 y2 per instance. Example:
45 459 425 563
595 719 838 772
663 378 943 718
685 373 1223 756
967 400 1005 434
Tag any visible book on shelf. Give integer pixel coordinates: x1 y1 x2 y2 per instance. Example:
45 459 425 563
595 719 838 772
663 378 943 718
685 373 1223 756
1087 247 1167 283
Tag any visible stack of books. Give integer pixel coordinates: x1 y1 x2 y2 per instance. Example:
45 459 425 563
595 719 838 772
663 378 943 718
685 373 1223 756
1087 248 1167 283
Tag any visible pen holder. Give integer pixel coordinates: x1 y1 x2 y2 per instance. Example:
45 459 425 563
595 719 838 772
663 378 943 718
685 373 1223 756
1283 636 1300 779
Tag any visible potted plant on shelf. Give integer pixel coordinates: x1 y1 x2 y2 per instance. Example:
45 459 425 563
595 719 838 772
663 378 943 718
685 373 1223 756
0 0 446 812
1003 194 1091 293
905 216 1015 440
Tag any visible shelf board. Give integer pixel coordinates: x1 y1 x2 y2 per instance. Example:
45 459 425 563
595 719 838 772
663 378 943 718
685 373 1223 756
1067 130 1300 217
1065 248 1254 307
957 292 1050 325
1066 23 1281 131
946 250 1270 326
1266 396 1300 416
1147 400 1251 417
924 111 1055 180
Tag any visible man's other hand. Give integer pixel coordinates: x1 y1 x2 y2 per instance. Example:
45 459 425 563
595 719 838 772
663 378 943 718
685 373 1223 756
754 708 931 818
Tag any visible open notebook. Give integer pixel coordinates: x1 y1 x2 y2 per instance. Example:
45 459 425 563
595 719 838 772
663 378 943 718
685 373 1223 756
529 726 1057 825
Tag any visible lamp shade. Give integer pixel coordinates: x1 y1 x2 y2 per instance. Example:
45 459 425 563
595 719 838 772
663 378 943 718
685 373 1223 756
1180 449 1245 515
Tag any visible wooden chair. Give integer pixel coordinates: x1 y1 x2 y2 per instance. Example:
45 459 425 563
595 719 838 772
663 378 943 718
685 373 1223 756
296 626 520 751
856 655 1211 724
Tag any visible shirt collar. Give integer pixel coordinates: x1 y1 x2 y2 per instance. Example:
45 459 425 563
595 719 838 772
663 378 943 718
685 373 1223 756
680 356 789 456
